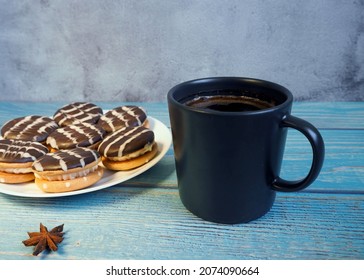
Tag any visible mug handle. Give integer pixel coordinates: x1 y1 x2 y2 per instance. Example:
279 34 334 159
272 115 325 192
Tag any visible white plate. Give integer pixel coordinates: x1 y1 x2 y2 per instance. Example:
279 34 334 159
0 117 172 198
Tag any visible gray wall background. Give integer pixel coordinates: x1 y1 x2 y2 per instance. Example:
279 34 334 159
0 0 363 102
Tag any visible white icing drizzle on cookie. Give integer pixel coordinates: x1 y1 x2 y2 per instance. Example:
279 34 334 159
123 106 145 124
2 116 30 139
32 161 44 172
116 129 150 157
47 127 77 150
54 102 103 126
1 116 58 142
46 122 105 149
98 106 146 132
108 143 154 161
102 127 140 156
52 153 68 171
98 126 154 158
32 147 101 172
0 139 48 163
118 106 144 125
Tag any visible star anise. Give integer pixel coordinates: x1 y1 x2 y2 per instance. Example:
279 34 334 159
22 223 64 256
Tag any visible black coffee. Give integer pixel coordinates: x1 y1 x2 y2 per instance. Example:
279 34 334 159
184 95 274 112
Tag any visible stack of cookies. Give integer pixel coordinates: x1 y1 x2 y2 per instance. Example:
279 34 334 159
0 102 157 193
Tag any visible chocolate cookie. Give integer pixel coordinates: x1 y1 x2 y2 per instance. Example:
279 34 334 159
0 139 49 183
98 106 147 133
46 122 106 150
0 139 49 163
32 147 104 193
98 126 158 170
53 102 103 127
1 115 58 143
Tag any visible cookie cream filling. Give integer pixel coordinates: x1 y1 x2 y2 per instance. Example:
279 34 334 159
0 167 33 174
108 143 154 161
34 164 99 181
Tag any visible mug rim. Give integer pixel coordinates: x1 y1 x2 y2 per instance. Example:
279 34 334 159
167 77 293 115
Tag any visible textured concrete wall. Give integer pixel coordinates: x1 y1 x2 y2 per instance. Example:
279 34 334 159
0 0 363 102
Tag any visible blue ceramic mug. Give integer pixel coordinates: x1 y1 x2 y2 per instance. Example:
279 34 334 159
168 77 325 224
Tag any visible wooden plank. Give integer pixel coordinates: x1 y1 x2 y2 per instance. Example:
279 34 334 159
127 130 364 193
280 130 364 193
0 101 363 261
1 102 363 132
0 187 362 260
0 102 171 128
1 102 364 129
291 102 364 129
1 102 362 193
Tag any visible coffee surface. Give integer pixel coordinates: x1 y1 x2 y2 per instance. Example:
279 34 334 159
184 95 274 112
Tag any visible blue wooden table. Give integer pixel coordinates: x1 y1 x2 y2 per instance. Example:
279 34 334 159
0 101 363 260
